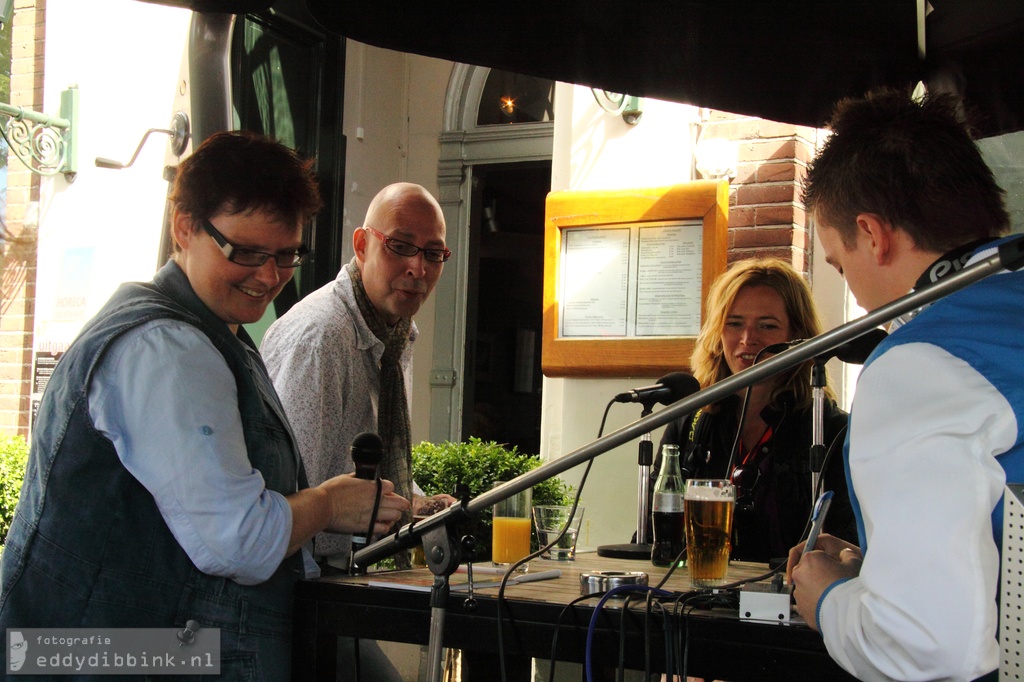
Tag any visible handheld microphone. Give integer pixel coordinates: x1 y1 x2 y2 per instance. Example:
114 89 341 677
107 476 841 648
350 432 384 557
614 372 701 406
351 432 383 480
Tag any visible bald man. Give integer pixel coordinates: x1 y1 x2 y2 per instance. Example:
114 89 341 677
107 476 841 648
263 183 454 572
263 183 456 680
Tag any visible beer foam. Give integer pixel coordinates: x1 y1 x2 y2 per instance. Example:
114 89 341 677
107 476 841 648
684 485 735 501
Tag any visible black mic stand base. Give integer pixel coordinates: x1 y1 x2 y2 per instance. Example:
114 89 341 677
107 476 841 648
596 542 653 560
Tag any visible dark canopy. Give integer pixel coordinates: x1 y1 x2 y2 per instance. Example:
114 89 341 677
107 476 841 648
142 0 1024 137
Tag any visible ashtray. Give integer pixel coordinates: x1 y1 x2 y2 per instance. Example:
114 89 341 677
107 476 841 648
580 570 649 596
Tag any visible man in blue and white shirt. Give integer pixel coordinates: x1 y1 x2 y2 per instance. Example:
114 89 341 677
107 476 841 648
787 88 1024 682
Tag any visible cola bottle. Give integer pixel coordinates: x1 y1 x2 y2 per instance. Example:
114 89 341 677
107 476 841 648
651 443 686 567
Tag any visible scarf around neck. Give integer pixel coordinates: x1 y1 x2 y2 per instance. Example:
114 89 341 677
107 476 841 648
346 258 414 566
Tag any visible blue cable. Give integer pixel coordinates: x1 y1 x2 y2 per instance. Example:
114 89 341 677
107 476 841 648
585 584 674 682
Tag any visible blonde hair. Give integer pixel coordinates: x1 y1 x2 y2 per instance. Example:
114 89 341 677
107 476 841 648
691 258 833 411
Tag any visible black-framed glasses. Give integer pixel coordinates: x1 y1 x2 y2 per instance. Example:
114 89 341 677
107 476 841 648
363 226 451 263
201 218 309 268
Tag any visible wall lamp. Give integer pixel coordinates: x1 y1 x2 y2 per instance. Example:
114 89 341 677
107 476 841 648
0 86 79 182
591 88 644 126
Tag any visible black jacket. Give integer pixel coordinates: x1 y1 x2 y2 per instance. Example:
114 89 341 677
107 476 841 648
654 392 856 562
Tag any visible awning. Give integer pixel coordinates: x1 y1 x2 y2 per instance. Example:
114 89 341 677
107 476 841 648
142 0 1024 137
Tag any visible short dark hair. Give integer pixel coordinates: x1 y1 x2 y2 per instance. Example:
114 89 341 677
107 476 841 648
803 88 1009 252
169 130 323 231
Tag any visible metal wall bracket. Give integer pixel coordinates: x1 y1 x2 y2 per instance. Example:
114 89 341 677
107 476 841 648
95 111 191 170
0 85 79 182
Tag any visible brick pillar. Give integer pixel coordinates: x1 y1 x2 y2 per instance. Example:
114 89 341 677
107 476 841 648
700 111 818 275
0 0 45 436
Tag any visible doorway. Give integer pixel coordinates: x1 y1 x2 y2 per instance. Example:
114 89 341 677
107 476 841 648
462 162 550 455
430 65 555 451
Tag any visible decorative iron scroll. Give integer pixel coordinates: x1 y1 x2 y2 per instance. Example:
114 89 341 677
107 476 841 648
0 86 78 181
1 114 68 176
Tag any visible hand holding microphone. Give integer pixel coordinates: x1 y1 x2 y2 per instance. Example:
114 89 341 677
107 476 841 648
317 432 410 535
317 475 408 535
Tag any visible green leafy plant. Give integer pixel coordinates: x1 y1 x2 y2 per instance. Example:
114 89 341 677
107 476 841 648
413 437 574 561
0 435 29 549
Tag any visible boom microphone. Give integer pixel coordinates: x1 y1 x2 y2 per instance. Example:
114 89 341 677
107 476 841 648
762 329 887 366
351 432 383 480
614 372 701 406
763 339 806 355
817 328 887 365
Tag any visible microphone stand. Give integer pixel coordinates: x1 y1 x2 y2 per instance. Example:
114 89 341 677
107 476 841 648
635 406 655 552
597 400 658 559
351 234 1024 682
810 361 827 499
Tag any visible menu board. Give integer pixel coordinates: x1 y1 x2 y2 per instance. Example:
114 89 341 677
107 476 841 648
559 221 703 339
542 181 729 377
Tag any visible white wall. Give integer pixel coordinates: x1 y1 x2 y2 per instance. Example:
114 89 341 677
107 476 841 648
32 12 454 444
33 0 192 356
543 84 703 549
341 42 453 443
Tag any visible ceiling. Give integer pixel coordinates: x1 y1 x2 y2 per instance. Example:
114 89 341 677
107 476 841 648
141 0 1024 137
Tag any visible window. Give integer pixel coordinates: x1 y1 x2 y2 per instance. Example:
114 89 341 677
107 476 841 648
476 70 554 126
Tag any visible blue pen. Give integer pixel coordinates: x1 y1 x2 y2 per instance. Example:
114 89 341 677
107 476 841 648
803 490 834 553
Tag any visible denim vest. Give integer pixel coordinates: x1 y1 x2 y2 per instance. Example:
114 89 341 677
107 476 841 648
0 261 306 680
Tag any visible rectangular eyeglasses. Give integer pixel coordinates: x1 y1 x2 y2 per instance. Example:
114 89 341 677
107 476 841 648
201 218 308 268
363 226 451 263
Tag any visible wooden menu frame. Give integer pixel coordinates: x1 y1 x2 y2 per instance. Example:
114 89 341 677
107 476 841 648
542 180 729 378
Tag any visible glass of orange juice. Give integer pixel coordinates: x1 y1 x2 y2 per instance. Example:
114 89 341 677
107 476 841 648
491 481 532 571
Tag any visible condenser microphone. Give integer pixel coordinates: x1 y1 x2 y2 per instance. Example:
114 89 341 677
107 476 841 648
817 328 887 365
351 432 383 480
614 372 701 406
762 339 807 355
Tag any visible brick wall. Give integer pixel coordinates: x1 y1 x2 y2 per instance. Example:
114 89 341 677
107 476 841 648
0 0 45 436
702 110 818 274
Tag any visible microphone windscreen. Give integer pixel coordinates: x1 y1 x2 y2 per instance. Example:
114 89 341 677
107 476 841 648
656 372 701 402
351 432 383 467
833 328 888 364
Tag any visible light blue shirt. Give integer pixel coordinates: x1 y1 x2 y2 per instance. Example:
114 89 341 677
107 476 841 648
88 318 292 585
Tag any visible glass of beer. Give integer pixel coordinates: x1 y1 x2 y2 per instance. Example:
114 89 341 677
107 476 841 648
684 479 735 587
491 482 532 571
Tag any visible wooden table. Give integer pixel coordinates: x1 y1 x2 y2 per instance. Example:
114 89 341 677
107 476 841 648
291 552 855 680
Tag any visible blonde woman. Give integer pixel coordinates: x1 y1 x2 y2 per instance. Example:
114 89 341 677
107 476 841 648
656 258 856 562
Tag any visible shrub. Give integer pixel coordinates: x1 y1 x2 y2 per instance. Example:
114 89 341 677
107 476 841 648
412 437 574 560
0 435 29 547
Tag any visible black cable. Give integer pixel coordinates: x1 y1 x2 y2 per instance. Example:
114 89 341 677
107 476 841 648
643 592 654 682
545 594 599 682
653 545 686 590
350 478 385 672
497 400 611 682
671 590 739 680
364 478 383 541
794 423 848 546
616 594 633 682
352 477 385 573
724 344 791 481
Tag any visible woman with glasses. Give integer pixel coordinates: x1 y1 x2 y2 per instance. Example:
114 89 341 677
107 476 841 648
655 258 857 563
0 131 410 679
